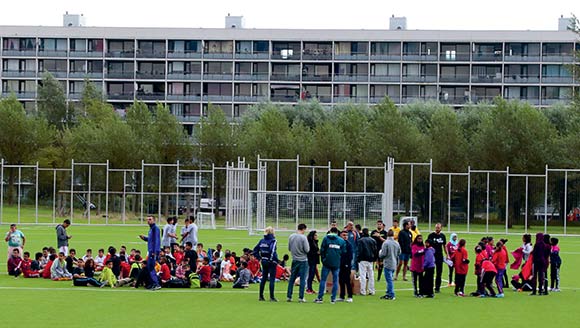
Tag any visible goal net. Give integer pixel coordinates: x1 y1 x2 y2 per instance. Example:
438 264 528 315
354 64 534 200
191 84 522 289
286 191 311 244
196 212 217 230
249 191 385 235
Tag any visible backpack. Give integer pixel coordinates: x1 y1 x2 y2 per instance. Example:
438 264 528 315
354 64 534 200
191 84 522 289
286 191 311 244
188 272 201 288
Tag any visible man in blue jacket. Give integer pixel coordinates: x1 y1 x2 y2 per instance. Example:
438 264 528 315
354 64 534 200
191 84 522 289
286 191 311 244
139 215 161 290
253 226 278 302
314 227 346 304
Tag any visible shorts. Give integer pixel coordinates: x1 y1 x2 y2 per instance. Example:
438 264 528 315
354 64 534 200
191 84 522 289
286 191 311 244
399 253 411 261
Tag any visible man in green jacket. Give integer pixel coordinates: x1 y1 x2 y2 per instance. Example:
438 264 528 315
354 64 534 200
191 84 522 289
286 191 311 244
314 227 346 304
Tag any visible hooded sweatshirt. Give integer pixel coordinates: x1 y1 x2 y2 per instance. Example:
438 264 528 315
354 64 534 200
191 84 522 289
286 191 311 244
379 237 401 271
532 233 547 269
320 233 346 270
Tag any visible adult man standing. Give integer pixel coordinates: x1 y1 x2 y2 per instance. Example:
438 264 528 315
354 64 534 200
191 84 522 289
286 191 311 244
357 228 377 295
345 221 359 271
56 219 72 256
379 229 401 300
427 223 447 293
139 215 161 290
286 223 310 303
5 224 25 259
314 227 346 304
395 221 412 281
371 220 388 281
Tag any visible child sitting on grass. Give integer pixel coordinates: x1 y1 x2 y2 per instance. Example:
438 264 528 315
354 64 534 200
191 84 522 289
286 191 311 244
51 252 72 281
42 254 56 279
73 258 103 287
98 260 118 288
95 248 106 271
7 248 23 277
233 261 251 289
22 251 41 278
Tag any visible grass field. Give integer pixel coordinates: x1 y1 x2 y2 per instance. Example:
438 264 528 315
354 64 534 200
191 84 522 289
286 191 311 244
0 223 578 327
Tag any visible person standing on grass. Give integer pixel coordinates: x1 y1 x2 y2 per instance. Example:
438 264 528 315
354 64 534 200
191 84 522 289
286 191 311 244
338 230 354 303
306 230 320 295
56 219 72 256
410 235 425 297
161 217 177 249
314 227 346 304
446 233 458 287
371 220 388 281
345 221 359 272
139 215 161 290
253 226 279 302
453 239 469 296
357 228 377 296
421 239 436 298
379 229 400 300
286 223 310 303
5 224 25 259
395 221 412 281
181 217 198 248
427 223 447 293
492 241 507 298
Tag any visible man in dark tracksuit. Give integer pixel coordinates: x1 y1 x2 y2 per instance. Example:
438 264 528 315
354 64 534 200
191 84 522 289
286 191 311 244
139 216 161 290
253 227 279 302
315 227 346 304
395 221 412 281
338 230 354 302
427 223 447 293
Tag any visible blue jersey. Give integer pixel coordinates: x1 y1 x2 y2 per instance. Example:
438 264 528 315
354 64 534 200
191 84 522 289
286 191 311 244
253 234 278 263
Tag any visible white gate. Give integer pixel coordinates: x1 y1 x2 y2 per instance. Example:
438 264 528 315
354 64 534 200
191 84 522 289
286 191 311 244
225 159 251 229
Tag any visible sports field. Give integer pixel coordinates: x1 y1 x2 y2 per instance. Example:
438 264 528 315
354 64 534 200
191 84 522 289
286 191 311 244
0 224 578 327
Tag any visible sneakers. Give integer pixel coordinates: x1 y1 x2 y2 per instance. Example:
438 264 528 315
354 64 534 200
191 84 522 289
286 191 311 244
369 292 375 296
496 293 505 298
270 298 278 302
286 298 292 302
151 285 162 291
456 292 464 297
298 298 307 303
330 299 336 304
346 298 353 303
258 296 266 301
314 298 323 304
335 298 345 302
552 288 561 292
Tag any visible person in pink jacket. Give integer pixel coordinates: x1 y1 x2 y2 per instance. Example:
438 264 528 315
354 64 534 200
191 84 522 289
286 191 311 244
411 235 425 298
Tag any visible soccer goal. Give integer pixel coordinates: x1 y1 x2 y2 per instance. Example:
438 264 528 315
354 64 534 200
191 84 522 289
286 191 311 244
248 191 387 235
196 212 216 230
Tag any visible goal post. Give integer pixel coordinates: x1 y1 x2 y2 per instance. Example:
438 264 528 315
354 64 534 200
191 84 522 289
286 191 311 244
248 191 386 235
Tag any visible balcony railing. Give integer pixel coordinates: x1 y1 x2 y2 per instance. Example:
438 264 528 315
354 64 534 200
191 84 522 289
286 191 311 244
472 53 503 61
439 95 469 104
439 53 470 61
69 51 104 58
234 73 269 81
439 74 470 83
541 98 570 105
203 52 233 59
334 53 369 60
166 94 201 101
233 95 268 102
542 76 574 84
203 73 233 81
302 74 332 81
2 50 36 57
334 74 369 82
106 71 134 79
167 51 202 59
105 51 135 58
202 95 233 102
68 93 83 100
334 96 369 103
234 52 270 60
402 75 437 83
136 50 166 58
370 96 400 104
136 71 166 79
136 92 165 101
504 55 541 62
470 75 502 83
302 53 332 60
402 54 438 61
2 91 36 99
271 95 299 102
506 97 540 105
542 54 575 62
503 75 540 83
271 53 301 60
167 73 202 80
370 54 402 61
369 75 400 82
107 93 134 100
271 74 300 81
401 96 438 104
45 71 67 78
1 70 36 78
38 50 68 57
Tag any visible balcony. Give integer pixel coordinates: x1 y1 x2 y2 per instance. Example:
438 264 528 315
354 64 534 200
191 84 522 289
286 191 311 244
271 74 300 81
471 95 500 103
506 97 540 105
302 53 332 61
370 96 400 104
69 51 104 58
166 94 201 101
167 51 202 59
542 76 574 84
68 93 83 100
136 92 165 101
542 54 575 63
541 98 570 105
271 53 301 60
136 51 166 59
504 75 540 84
107 92 134 100
106 71 134 79
2 50 36 57
471 75 502 83
369 75 400 82
370 54 401 61
401 96 438 104
472 53 503 62
439 53 470 62
203 52 233 59
202 95 233 102
334 53 369 61
334 74 369 82
333 96 368 103
203 73 233 81
2 91 37 99
45 71 68 78
136 71 166 80
38 50 68 57
234 73 269 81
311 95 332 103
271 95 299 102
439 75 470 83
70 72 104 79
302 74 332 82
106 51 135 58
234 52 269 60
233 95 268 102
1 70 36 78
402 75 437 83
167 73 201 80
504 55 541 62
402 54 438 61
439 95 469 105
174 115 201 122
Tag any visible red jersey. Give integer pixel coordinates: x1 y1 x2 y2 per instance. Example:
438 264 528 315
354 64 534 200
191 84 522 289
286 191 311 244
453 247 469 275
492 248 508 270
475 252 486 275
247 259 261 277
120 261 131 278
198 265 212 283
482 260 497 274
174 251 184 265
160 263 171 281
21 259 39 278
42 260 53 279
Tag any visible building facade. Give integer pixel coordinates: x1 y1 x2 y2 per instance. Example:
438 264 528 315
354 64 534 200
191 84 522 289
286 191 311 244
1 20 579 134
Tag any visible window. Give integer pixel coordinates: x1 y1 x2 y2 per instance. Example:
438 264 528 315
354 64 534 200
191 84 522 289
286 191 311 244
40 39 67 51
70 39 87 52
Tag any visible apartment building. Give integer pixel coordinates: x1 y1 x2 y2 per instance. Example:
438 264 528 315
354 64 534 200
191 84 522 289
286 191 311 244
0 15 578 134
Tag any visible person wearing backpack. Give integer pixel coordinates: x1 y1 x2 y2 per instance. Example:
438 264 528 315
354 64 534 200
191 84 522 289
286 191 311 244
253 226 279 302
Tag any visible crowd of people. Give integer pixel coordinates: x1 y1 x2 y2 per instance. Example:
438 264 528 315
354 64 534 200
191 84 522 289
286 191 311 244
4 216 563 302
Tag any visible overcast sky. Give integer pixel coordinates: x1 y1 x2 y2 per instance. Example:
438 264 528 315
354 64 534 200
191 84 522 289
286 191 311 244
0 0 579 30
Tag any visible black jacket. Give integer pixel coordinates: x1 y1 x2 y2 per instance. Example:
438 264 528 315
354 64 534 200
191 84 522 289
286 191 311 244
357 236 378 262
307 238 320 266
398 229 412 255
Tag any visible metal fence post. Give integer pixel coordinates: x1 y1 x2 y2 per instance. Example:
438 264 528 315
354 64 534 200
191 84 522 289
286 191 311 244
467 166 471 233
505 167 509 235
0 158 3 224
35 162 39 224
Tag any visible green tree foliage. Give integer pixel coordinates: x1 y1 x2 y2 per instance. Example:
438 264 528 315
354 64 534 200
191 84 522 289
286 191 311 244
37 72 73 130
195 104 237 167
429 108 468 172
